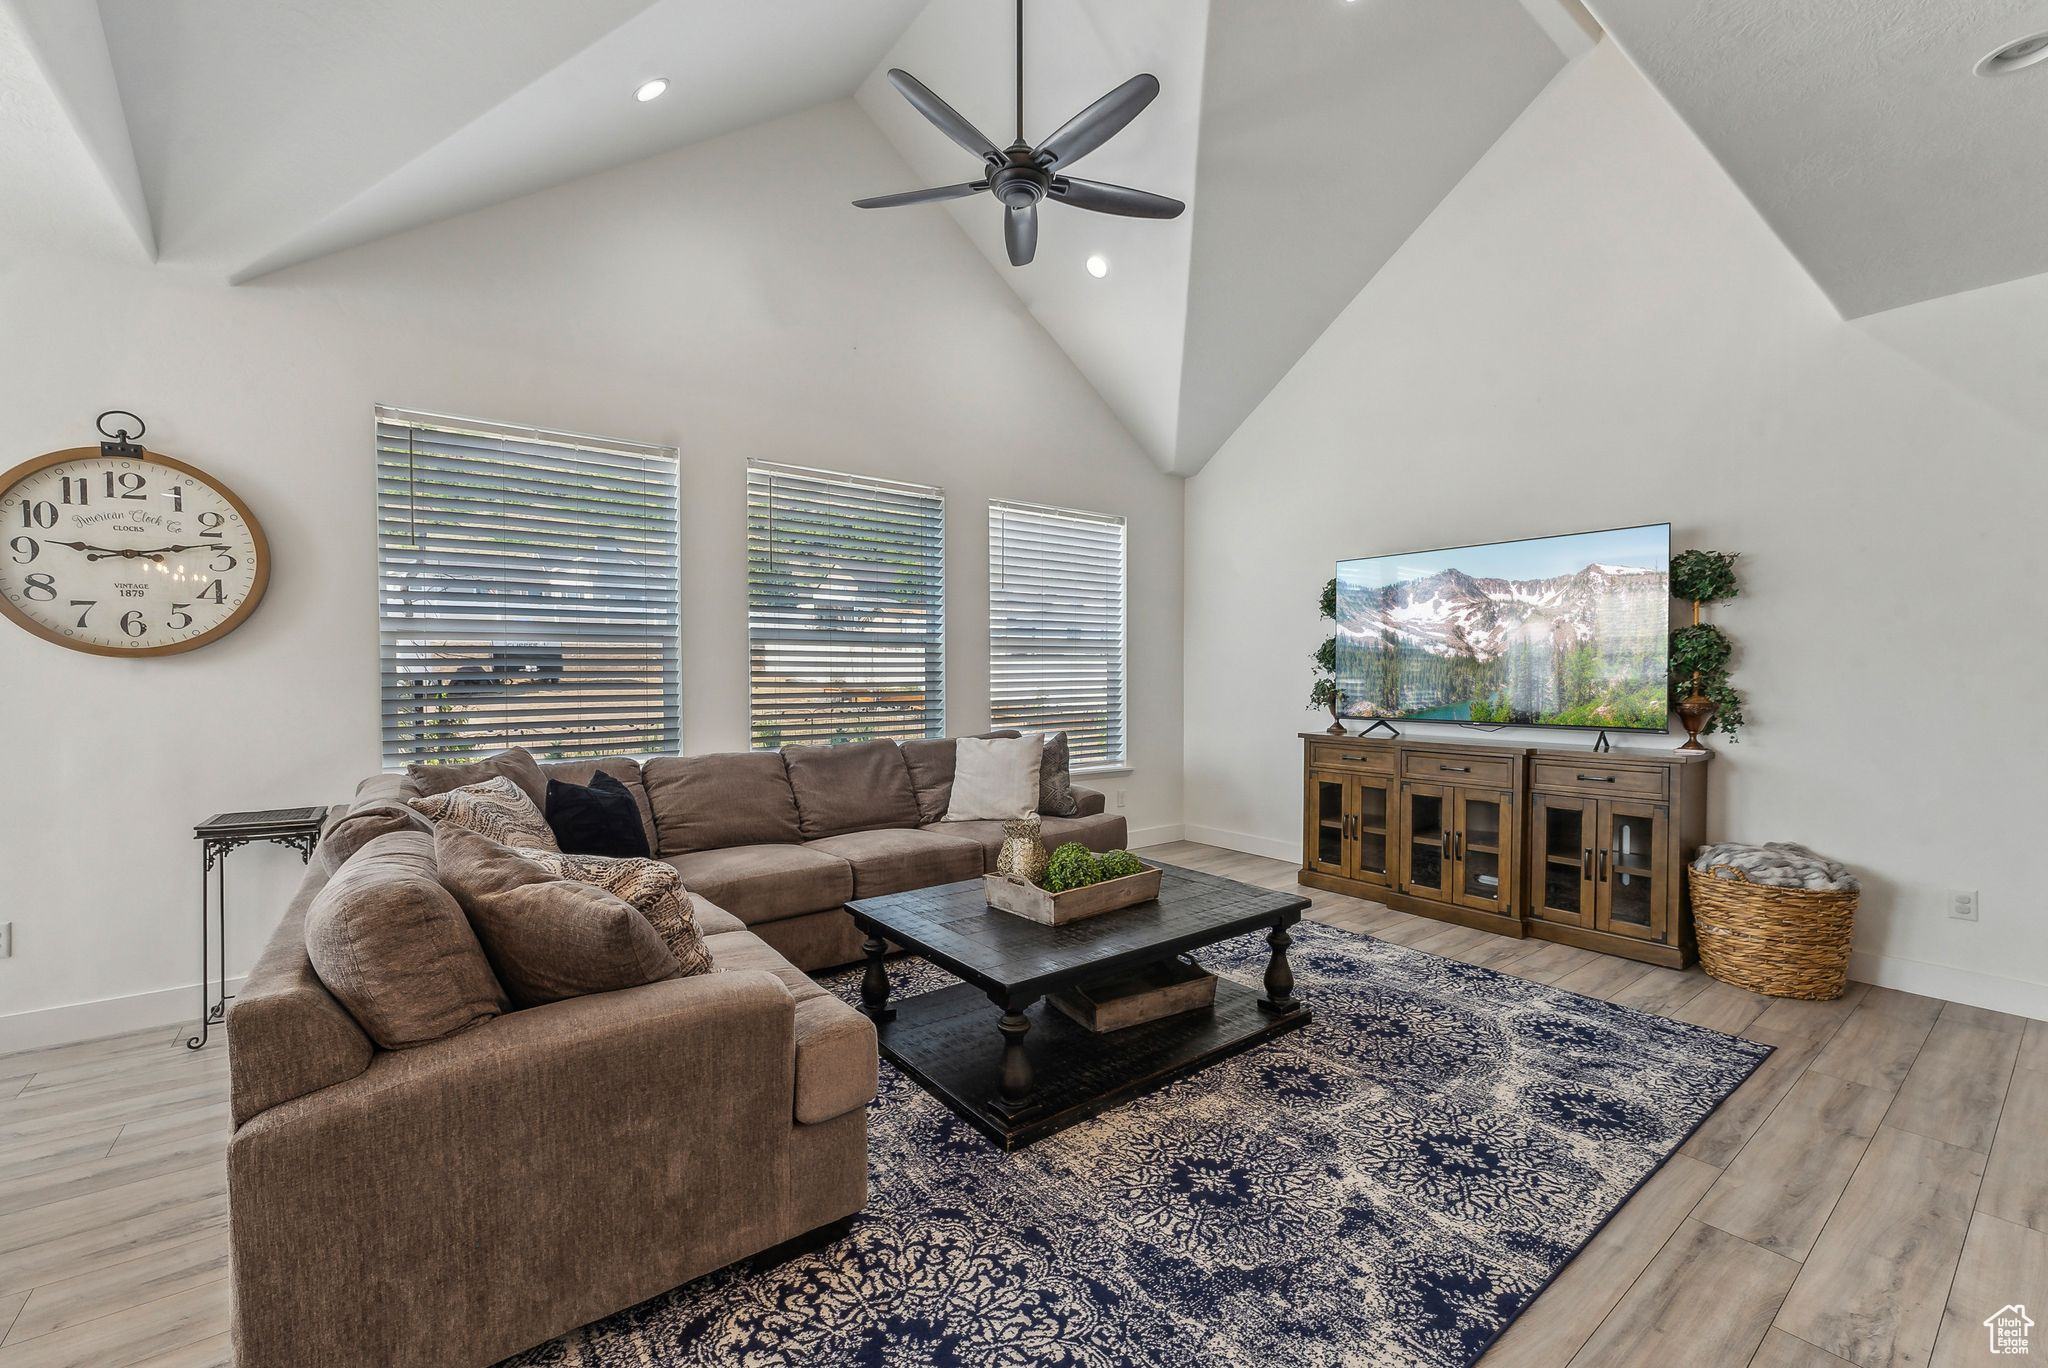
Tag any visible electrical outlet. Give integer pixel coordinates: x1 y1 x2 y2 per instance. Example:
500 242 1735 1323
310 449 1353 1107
1116 789 1127 810
1948 889 1979 922
0 921 11 958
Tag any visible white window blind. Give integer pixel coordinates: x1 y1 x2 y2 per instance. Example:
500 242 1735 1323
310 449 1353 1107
989 499 1127 769
376 408 681 767
747 462 945 749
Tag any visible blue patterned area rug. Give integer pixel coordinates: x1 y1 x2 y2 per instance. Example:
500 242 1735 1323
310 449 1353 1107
502 923 1769 1368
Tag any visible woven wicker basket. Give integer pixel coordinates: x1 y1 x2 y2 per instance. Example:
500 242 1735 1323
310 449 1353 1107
1689 865 1858 1000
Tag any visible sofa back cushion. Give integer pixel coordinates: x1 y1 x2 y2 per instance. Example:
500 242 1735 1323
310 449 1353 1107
539 756 658 853
643 751 801 855
784 739 922 839
900 731 1021 826
304 831 507 1050
406 746 549 812
436 825 681 1005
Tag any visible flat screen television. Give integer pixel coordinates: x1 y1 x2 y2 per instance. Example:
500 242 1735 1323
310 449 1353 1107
1335 523 1671 732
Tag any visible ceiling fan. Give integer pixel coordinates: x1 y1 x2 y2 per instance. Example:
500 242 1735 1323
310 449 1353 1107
853 0 1185 267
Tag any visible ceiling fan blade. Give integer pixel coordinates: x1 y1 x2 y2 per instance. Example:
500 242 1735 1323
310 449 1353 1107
888 69 1000 163
1032 73 1160 170
1051 177 1185 219
853 182 989 210
1005 203 1039 267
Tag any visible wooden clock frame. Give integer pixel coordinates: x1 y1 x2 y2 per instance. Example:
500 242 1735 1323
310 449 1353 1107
0 446 272 658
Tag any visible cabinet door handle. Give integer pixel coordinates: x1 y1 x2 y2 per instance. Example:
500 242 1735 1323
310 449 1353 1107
1346 814 1357 839
1582 847 1593 878
1439 764 1471 773
1457 831 1466 858
1577 773 1617 784
1598 849 1609 883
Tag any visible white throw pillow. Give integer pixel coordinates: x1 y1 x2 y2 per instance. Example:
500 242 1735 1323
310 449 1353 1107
943 734 1044 822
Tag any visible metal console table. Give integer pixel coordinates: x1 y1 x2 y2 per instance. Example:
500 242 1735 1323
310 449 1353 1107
189 807 329 1050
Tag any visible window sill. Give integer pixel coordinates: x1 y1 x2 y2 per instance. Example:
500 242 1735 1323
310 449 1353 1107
1073 766 1132 779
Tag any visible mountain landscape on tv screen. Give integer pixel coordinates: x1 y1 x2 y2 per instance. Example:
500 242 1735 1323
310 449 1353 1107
1336 557 1669 729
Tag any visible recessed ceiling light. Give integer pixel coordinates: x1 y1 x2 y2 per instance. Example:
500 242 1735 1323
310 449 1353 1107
1086 255 1109 278
1977 33 2048 75
635 77 670 102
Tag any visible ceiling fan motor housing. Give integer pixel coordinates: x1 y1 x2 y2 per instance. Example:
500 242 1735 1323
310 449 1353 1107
991 151 1049 208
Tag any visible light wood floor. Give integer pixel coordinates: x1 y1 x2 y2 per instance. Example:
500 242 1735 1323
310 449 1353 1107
2 841 2041 1367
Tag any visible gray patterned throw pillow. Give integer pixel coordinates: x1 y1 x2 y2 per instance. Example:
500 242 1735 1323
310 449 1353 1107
1038 731 1080 818
408 776 560 852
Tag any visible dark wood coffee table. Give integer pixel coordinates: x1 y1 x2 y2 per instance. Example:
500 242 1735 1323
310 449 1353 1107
847 861 1310 1150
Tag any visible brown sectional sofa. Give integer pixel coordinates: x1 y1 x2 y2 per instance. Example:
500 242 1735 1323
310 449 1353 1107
644 737 1123 970
226 736 1125 1368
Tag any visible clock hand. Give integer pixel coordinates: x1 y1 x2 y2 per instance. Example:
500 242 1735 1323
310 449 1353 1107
126 543 231 556
49 540 143 559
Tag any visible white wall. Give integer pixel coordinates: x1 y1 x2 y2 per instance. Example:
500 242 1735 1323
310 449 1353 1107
0 99 1185 1048
1183 43 2048 1018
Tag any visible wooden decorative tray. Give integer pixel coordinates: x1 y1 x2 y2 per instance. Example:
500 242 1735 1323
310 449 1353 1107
983 864 1163 926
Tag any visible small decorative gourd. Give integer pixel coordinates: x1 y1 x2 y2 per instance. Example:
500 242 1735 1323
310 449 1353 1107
996 816 1049 885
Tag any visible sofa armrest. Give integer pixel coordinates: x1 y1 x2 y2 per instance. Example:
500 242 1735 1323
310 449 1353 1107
1071 786 1107 817
229 969 800 1368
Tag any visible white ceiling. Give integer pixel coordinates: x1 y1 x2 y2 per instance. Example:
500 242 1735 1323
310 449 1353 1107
1589 0 2048 318
3 0 1688 476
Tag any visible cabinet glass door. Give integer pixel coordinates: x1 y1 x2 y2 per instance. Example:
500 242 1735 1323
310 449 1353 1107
1305 772 1349 878
1453 790 1510 911
1352 777 1391 885
1401 783 1449 900
1532 793 1594 926
1595 801 1669 942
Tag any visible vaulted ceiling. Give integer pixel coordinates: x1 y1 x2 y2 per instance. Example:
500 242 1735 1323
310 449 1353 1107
1588 0 2048 318
11 0 2039 476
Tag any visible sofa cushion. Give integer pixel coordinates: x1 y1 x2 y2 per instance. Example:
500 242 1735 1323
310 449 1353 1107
749 908 867 973
539 757 658 853
407 746 548 812
644 751 801 855
784 740 922 839
436 825 680 1007
517 850 712 976
805 827 985 899
666 843 853 925
941 812 1131 866
705 929 878 1124
689 897 747 938
303 831 506 1050
899 731 1021 825
313 799 433 877
409 776 560 852
544 771 651 859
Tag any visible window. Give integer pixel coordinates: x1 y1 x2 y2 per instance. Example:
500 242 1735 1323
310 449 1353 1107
747 462 945 748
376 408 680 766
988 500 1127 769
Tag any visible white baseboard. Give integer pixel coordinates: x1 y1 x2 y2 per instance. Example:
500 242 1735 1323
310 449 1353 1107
1847 951 2048 1022
1127 823 1185 849
1180 824 1299 864
0 977 241 1055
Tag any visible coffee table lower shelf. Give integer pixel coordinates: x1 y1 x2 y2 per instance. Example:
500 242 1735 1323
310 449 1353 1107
874 976 1310 1151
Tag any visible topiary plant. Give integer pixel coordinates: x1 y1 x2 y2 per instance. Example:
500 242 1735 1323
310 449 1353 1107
1670 549 1744 743
1309 576 1344 732
1097 850 1145 880
1044 842 1103 892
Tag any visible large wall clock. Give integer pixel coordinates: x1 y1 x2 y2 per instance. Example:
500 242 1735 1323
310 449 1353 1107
0 445 270 657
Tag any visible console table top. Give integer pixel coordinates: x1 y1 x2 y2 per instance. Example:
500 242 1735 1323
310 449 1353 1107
1298 732 1710 763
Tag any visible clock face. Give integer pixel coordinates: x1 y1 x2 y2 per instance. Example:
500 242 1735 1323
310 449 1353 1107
0 448 269 656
